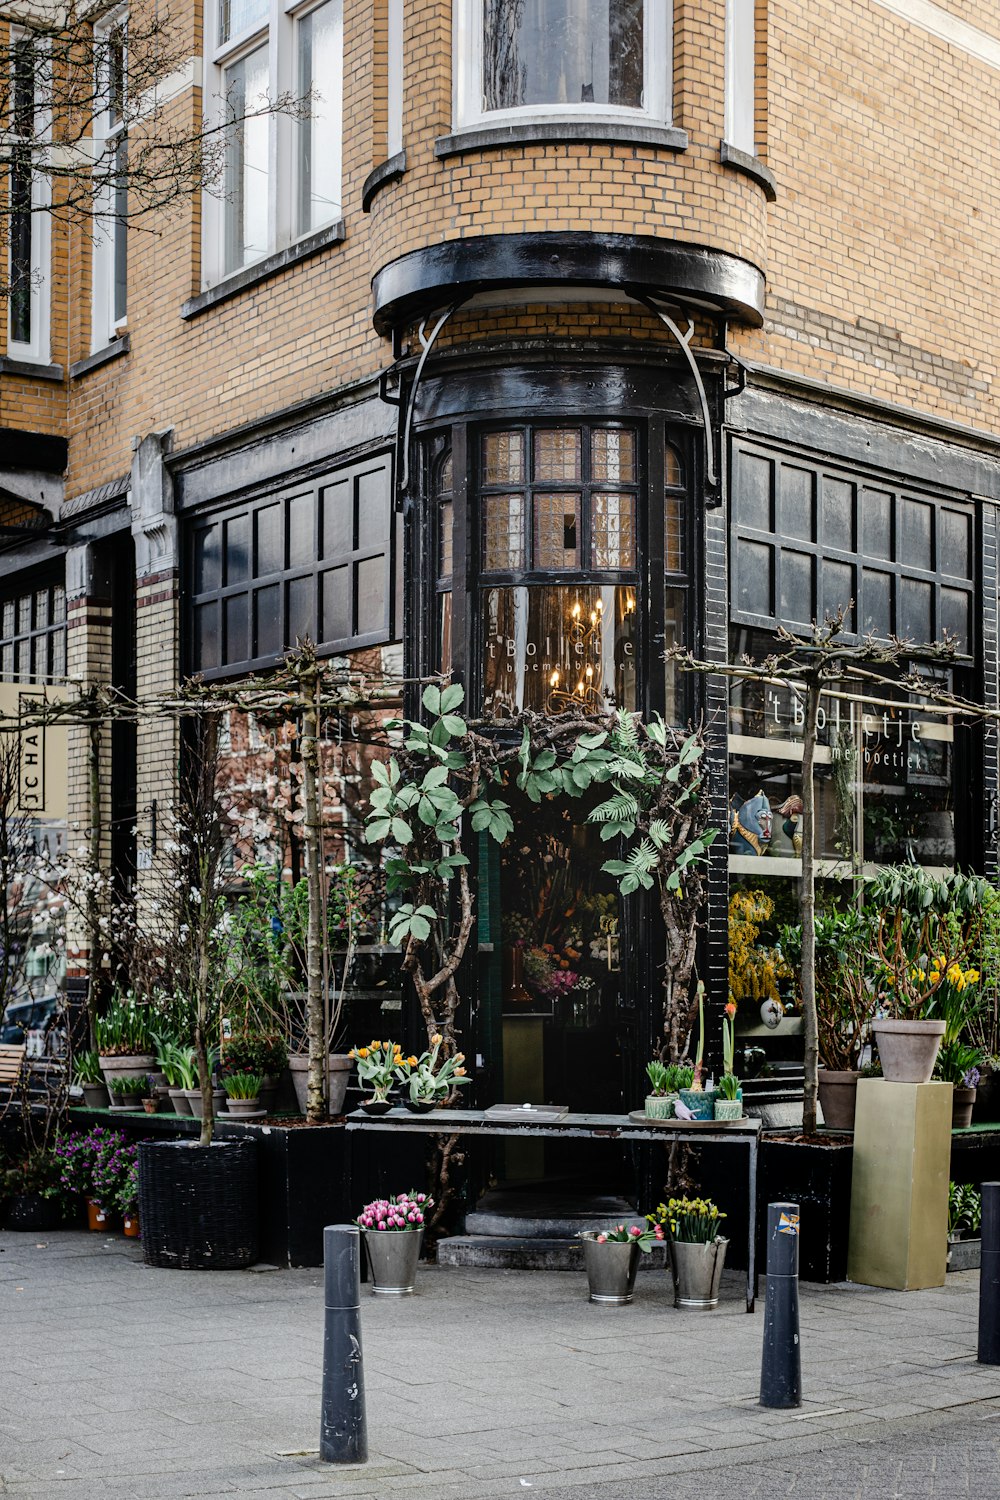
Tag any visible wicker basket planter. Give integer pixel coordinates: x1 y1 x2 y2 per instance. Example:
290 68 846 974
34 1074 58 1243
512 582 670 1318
137 1138 258 1270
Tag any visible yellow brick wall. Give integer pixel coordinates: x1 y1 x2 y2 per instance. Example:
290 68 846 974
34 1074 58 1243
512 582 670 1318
4 0 999 505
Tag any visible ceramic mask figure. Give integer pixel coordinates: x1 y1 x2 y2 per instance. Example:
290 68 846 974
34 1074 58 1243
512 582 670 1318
778 794 804 857
729 790 773 857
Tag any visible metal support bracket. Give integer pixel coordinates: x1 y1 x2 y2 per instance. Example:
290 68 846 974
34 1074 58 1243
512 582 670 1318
393 300 469 502
640 296 718 490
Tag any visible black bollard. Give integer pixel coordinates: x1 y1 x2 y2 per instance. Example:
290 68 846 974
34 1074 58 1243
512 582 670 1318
979 1183 1000 1364
760 1201 802 1408
320 1225 368 1464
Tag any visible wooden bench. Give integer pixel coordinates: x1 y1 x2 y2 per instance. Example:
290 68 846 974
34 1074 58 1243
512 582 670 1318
0 1044 26 1089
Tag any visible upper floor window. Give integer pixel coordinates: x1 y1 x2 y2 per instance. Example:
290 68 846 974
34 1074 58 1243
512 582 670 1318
0 579 66 683
205 0 343 284
7 30 51 363
724 0 755 154
455 0 670 130
92 13 128 350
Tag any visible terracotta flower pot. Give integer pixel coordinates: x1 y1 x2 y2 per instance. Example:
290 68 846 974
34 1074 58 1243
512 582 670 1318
288 1053 353 1116
952 1086 976 1129
817 1070 861 1130
86 1197 108 1232
872 1019 945 1084
123 1212 140 1238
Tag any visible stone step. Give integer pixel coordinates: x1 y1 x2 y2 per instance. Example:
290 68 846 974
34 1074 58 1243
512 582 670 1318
465 1209 638 1239
437 1234 670 1272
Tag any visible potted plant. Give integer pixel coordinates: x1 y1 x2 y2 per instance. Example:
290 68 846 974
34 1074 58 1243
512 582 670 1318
947 1182 982 1271
649 1196 729 1309
355 1191 432 1294
645 1059 680 1119
54 1126 129 1231
96 993 157 1089
868 871 985 1083
74 1050 109 1110
222 1072 265 1117
92 1136 138 1234
160 1043 196 1115
678 983 715 1120
714 1003 743 1120
349 1039 404 1113
220 1030 287 1114
783 907 874 1129
108 1074 150 1112
936 1044 982 1129
117 1152 140 1238
396 1034 471 1112
2 1148 66 1231
578 1222 657 1304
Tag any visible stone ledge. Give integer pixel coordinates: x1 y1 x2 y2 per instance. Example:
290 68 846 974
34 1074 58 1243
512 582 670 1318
181 221 346 320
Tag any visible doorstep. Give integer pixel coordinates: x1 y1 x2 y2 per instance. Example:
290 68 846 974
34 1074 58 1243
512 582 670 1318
437 1235 670 1272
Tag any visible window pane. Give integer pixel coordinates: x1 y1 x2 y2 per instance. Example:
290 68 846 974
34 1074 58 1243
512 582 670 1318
898 576 932 644
356 556 385 635
194 602 221 670
298 0 343 234
255 503 282 575
357 464 388 551
821 561 855 629
665 491 683 573
2 602 14 638
52 585 65 624
288 493 313 568
2 644 14 678
225 515 249 585
18 596 31 634
322 477 352 558
194 524 221 592
483 494 525 570
534 429 581 482
439 591 453 675
781 464 815 543
591 428 635 484
664 587 685 725
483 431 524 485
482 585 637 717
780 550 814 626
220 0 268 45
439 497 453 582
322 565 350 641
254 584 281 658
664 443 684 489
225 595 249 663
734 449 772 531
34 590 48 631
287 575 316 645
940 588 970 653
533 493 580 568
482 0 643 111
862 569 892 638
591 493 635 569
223 46 269 273
822 476 854 551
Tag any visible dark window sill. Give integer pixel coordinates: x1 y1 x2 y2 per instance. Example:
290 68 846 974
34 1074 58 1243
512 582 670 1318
69 335 130 379
719 142 777 202
362 151 407 212
0 357 64 382
435 120 688 160
181 220 346 320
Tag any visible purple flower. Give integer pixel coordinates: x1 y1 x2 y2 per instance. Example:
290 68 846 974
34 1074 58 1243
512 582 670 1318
964 1067 981 1089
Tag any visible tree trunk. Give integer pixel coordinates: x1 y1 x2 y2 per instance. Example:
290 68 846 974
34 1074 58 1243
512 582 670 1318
801 675 821 1135
87 720 102 1053
300 665 327 1123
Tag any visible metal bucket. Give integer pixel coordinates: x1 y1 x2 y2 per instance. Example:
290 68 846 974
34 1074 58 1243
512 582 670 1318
670 1237 728 1308
579 1233 641 1304
362 1228 423 1294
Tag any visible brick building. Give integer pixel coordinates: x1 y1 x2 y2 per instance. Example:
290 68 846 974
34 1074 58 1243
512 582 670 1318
2 0 999 1114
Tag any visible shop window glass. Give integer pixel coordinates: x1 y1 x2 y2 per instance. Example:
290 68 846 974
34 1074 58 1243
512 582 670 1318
593 428 636 484
822 476 854 552
484 495 526 571
483 430 524 485
899 498 933 571
483 584 637 717
0 579 66 683
821 562 855 629
434 448 453 676
940 508 972 578
188 453 392 675
780 550 813 628
736 539 773 618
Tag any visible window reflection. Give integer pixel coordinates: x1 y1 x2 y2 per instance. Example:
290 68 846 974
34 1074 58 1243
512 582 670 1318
482 585 637 717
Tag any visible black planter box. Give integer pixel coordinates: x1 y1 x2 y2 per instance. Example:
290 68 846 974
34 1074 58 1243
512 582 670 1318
68 1108 351 1267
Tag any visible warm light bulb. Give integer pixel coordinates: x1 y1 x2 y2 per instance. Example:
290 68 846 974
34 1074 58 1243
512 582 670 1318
596 599 603 613
550 670 559 687
585 665 593 679
572 602 581 619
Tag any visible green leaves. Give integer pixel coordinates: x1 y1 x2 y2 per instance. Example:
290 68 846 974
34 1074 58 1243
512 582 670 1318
388 903 438 946
587 790 640 841
602 839 659 895
469 796 514 843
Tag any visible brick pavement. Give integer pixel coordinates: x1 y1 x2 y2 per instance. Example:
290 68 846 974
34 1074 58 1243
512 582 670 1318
2 1230 1000 1499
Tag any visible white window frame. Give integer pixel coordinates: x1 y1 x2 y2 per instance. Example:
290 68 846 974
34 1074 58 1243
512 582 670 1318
387 0 403 157
724 0 756 155
454 0 670 132
7 29 51 364
201 0 342 290
91 9 129 353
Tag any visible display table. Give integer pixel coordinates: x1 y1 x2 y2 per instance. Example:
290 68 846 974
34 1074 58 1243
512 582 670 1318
345 1108 762 1310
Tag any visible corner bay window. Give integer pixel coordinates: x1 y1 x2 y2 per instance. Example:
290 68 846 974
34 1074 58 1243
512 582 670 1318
457 0 669 129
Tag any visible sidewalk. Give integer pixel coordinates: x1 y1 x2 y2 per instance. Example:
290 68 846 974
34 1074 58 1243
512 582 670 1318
2 1229 1000 1499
